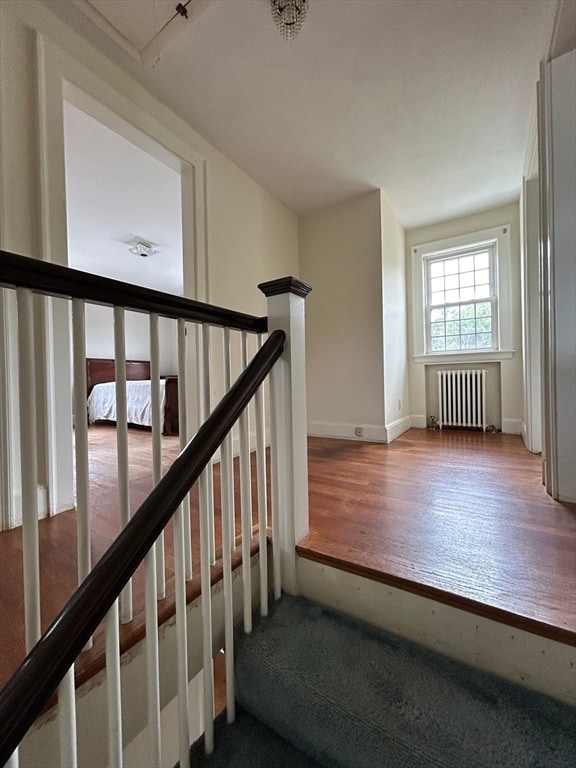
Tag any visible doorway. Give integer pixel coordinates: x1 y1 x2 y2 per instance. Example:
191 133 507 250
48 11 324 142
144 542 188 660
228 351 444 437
63 94 183 375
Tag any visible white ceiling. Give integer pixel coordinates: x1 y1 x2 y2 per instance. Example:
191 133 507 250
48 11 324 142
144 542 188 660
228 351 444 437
69 0 217 65
46 0 569 228
79 0 178 51
64 101 184 294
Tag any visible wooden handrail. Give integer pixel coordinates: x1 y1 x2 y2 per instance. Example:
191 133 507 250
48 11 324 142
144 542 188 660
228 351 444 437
0 249 267 333
0 329 285 762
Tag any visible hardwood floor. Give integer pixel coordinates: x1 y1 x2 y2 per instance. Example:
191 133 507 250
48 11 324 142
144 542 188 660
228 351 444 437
1 426 574 698
299 429 576 644
0 425 261 693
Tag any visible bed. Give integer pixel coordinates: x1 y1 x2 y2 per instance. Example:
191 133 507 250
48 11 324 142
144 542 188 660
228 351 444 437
86 358 179 435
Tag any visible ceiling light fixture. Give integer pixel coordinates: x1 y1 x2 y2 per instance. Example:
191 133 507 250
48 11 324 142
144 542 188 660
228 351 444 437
127 241 158 258
271 0 308 41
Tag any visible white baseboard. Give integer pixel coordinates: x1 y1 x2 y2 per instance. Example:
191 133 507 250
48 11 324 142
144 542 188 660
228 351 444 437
40 485 52 517
308 421 388 443
384 416 411 443
501 418 523 435
557 457 576 503
9 485 48 529
411 415 522 436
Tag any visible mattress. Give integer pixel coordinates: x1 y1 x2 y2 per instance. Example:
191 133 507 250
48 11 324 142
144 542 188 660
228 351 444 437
87 379 166 428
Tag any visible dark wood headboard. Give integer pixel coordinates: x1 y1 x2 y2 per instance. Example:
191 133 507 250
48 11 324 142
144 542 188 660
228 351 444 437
86 358 151 397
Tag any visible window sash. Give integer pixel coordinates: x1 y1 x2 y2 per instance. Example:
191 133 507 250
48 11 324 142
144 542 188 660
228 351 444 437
424 244 499 353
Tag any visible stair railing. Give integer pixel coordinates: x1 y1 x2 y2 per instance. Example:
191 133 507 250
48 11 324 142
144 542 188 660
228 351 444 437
0 250 311 767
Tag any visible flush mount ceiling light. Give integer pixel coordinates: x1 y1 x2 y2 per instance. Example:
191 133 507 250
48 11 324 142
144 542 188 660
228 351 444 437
271 0 308 41
127 240 158 258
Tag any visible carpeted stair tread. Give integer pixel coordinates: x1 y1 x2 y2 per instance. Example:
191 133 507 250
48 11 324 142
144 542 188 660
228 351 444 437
234 594 576 768
197 708 324 767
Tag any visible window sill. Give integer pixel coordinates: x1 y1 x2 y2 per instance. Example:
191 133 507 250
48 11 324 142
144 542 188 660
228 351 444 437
413 349 515 364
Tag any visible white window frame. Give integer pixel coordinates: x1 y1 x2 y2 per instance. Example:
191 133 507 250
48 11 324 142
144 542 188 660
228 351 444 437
424 242 498 353
411 225 514 364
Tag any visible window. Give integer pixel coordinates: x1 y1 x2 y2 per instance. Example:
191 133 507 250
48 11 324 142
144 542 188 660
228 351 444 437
411 226 513 363
425 244 497 353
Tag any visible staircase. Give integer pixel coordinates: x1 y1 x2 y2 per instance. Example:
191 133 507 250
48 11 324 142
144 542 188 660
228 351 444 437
195 595 576 768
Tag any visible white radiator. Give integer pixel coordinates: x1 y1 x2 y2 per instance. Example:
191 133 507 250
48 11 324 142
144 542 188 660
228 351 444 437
437 369 487 432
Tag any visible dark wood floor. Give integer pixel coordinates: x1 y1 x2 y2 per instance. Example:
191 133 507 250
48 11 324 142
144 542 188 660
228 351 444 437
1 426 574 696
299 429 576 645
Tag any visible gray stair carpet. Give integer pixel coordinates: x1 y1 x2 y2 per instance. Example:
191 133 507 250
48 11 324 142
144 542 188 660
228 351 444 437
192 708 324 767
233 594 575 768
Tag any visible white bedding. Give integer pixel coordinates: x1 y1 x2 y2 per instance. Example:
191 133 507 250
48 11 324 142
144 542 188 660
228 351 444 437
88 380 166 428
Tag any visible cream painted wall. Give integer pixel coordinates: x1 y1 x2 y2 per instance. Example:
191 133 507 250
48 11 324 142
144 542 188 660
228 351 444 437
208 150 299 315
520 177 541 453
300 191 385 439
207 150 299 406
406 202 524 434
300 190 409 443
380 191 409 439
548 50 576 502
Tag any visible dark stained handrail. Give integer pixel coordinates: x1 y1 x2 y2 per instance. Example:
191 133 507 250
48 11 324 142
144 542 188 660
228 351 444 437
0 329 285 763
0 250 267 333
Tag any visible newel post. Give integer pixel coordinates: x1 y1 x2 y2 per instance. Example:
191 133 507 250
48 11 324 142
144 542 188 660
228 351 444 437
259 277 312 596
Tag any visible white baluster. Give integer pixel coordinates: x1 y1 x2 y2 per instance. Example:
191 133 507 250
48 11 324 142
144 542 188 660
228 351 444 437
239 331 253 632
220 329 236 722
149 313 165 599
201 324 216 564
114 307 132 623
177 319 193 581
268 364 282 600
255 334 269 617
72 300 91 612
58 665 77 768
145 544 161 765
16 287 41 651
146 311 163 763
106 601 123 768
199 471 215 753
174 503 190 768
5 749 19 767
222 328 236 549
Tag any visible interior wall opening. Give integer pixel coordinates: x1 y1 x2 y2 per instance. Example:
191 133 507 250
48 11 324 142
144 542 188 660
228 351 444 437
63 90 183 375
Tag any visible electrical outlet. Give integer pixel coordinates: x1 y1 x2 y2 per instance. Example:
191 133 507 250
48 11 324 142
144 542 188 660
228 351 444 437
354 427 363 437
397 398 402 411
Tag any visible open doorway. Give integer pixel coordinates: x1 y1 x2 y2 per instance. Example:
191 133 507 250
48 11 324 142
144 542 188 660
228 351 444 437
63 93 182 376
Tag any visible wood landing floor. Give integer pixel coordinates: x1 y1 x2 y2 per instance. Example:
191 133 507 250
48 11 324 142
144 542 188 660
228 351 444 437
0 426 574 696
299 429 576 645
